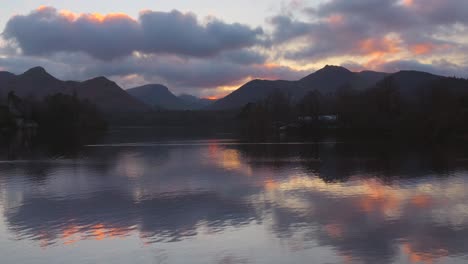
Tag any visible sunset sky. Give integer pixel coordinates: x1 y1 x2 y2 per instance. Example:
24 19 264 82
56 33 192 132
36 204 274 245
1 0 467 97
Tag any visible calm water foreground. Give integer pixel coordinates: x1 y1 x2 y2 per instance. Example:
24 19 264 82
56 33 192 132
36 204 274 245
1 131 468 264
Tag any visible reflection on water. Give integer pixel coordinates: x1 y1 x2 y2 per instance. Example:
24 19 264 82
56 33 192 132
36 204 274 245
1 136 468 263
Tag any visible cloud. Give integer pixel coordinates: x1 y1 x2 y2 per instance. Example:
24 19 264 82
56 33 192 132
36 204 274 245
0 51 307 96
269 0 468 67
339 59 468 78
139 10 264 57
80 53 308 93
2 2 468 97
2 7 265 60
378 59 468 77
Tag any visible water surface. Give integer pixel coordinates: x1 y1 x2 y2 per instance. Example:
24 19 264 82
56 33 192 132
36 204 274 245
1 134 468 264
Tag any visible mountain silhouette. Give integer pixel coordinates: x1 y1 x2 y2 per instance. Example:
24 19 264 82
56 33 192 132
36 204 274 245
210 65 389 110
178 94 216 109
0 65 462 114
77 77 150 113
209 79 298 110
379 70 442 100
0 67 150 113
127 84 194 110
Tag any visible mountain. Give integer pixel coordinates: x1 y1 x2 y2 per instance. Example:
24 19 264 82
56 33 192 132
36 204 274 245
209 80 298 110
355 71 389 88
127 84 193 110
380 70 442 100
178 94 217 109
0 71 16 93
210 65 388 110
0 67 72 98
297 65 356 96
0 67 150 113
76 77 150 113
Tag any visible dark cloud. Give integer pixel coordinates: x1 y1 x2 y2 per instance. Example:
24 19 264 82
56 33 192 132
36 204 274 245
139 10 264 57
270 0 468 63
221 49 267 65
2 7 264 60
268 15 310 43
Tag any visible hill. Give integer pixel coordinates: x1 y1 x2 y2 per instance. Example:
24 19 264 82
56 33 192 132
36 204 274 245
209 80 298 110
127 84 194 110
210 65 389 110
0 67 150 114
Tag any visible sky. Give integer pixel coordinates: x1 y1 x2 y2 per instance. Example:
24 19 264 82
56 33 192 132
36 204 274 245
1 0 468 98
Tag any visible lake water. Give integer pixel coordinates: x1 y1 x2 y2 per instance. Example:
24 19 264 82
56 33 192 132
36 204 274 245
1 131 468 264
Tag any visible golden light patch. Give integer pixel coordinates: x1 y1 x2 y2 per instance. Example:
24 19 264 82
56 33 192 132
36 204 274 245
213 77 254 97
402 0 414 7
59 10 77 21
83 12 134 23
36 6 49 12
263 63 281 69
36 6 136 23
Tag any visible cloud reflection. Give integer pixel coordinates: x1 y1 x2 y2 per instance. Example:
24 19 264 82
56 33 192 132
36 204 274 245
1 140 468 263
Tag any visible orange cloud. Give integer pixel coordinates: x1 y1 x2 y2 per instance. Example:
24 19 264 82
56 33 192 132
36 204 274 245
36 6 49 12
326 14 345 26
358 37 401 58
410 43 434 55
402 242 449 264
83 13 134 23
358 36 401 69
36 6 136 24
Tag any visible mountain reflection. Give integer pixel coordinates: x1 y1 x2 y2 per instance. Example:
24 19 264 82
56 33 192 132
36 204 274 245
6 191 256 246
2 139 468 263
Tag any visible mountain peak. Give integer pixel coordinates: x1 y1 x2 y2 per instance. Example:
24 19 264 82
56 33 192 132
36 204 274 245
299 65 353 85
19 66 60 83
85 76 116 85
318 65 352 74
140 84 170 91
22 66 53 78
25 66 46 74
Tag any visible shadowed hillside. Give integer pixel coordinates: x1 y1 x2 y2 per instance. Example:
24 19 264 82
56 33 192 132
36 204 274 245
0 67 150 114
210 65 389 110
127 84 193 110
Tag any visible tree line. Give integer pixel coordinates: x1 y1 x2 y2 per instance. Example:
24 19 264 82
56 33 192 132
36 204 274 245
238 77 468 143
0 91 107 138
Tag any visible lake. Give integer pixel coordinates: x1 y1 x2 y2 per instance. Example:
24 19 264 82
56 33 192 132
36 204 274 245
1 130 468 264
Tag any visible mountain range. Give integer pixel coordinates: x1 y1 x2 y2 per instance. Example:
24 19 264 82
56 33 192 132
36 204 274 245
0 67 150 114
209 65 468 110
210 65 393 110
127 84 215 110
1 65 464 114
